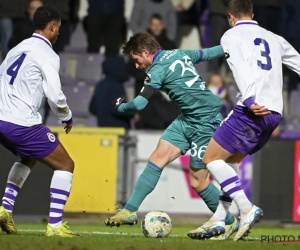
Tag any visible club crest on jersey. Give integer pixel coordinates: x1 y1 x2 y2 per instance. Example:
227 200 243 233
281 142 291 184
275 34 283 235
225 52 230 59
47 133 55 142
145 74 151 83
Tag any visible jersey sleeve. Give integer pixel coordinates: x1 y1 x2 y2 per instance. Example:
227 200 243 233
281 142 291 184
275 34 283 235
181 50 202 64
118 95 149 113
182 46 225 64
144 67 164 90
276 35 300 75
41 56 72 122
221 33 256 108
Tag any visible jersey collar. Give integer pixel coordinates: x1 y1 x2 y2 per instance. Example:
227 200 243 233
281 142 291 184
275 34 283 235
31 33 53 48
235 20 258 26
153 49 162 62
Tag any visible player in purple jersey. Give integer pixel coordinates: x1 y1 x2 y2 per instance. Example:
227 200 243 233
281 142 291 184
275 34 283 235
0 6 79 237
188 0 300 241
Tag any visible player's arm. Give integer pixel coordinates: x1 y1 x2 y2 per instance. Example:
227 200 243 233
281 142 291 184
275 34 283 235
277 35 300 75
182 46 225 64
116 69 163 113
116 85 156 113
221 33 257 109
41 56 73 124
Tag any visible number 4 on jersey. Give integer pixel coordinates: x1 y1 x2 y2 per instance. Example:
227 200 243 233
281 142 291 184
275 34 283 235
7 53 27 85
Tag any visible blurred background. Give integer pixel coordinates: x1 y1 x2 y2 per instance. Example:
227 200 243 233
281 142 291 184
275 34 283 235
0 0 299 225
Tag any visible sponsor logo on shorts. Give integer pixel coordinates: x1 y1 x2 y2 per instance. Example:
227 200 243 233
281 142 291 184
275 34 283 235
47 133 56 142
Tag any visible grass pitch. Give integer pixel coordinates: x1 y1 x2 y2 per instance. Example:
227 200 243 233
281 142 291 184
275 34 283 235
0 223 300 250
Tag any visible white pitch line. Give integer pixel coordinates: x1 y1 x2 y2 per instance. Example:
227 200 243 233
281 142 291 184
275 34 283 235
19 229 44 233
17 230 260 240
18 230 186 237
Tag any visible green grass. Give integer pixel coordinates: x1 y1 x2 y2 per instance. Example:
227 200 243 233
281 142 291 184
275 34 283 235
1 223 300 250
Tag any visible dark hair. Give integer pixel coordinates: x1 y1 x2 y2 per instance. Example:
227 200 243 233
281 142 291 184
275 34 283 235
122 32 161 56
227 0 253 18
150 13 163 22
33 6 61 30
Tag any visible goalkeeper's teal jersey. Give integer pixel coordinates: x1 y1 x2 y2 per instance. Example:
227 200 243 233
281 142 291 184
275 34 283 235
145 49 223 123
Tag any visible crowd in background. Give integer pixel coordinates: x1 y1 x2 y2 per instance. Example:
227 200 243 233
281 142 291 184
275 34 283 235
0 0 298 135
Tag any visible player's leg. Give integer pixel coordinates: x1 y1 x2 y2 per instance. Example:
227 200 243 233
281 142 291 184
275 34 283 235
185 116 238 240
208 161 240 226
0 122 77 237
4 123 77 237
228 111 280 240
105 138 182 227
188 167 239 240
205 162 240 240
206 149 262 241
1 157 36 213
125 139 182 210
199 107 267 240
39 141 79 237
203 139 253 219
189 146 236 227
188 139 250 240
0 157 36 234
105 116 187 227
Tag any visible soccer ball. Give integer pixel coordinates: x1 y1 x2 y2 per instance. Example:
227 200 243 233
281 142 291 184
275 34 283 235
141 210 172 238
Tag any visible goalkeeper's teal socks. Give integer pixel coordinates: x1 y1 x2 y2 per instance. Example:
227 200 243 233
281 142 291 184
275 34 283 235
198 182 235 225
124 161 163 212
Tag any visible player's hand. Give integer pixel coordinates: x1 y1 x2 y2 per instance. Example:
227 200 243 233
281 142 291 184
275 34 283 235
250 103 271 116
62 119 73 134
64 122 72 134
113 97 126 108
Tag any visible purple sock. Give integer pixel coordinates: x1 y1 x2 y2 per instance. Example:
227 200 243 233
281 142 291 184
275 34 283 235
2 183 20 212
48 171 73 228
1 162 31 212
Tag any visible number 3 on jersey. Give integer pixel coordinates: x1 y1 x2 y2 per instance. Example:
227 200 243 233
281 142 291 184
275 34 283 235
7 53 27 85
254 38 272 71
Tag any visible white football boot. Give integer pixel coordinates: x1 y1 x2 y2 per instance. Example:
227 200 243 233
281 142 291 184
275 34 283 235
234 205 263 241
187 220 225 240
